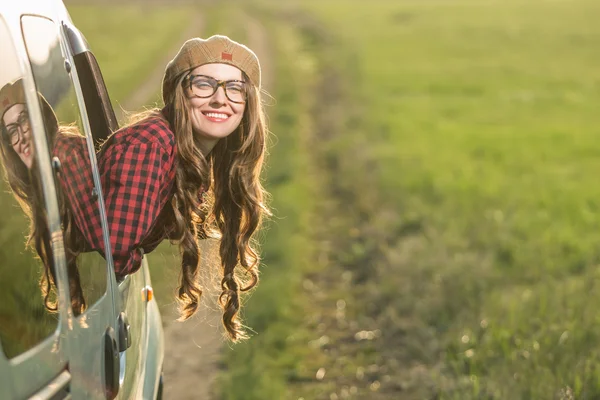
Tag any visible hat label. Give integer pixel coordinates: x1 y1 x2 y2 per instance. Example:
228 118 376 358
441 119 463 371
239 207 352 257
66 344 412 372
221 52 233 61
2 97 9 107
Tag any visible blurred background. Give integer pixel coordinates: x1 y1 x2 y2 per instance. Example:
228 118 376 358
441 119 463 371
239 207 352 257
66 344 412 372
64 0 600 398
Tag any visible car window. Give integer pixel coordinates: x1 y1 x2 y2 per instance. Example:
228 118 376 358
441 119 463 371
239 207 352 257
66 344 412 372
0 17 59 359
70 48 118 147
21 15 108 317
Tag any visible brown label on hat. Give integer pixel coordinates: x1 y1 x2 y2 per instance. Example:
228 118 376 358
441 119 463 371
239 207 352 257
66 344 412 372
221 52 233 61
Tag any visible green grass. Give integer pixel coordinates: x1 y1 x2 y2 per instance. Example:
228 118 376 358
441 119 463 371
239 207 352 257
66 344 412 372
302 0 600 279
214 0 600 399
294 0 600 398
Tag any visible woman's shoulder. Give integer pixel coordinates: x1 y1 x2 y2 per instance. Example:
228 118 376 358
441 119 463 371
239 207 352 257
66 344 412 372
110 113 175 151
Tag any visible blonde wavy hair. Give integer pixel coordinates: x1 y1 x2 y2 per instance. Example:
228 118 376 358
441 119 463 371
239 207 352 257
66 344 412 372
132 69 270 341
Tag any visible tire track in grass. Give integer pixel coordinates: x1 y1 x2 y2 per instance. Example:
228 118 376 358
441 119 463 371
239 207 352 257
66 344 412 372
242 7 408 399
279 8 458 399
161 241 224 400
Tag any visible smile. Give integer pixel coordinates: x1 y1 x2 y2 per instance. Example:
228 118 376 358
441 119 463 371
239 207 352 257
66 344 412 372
202 111 230 122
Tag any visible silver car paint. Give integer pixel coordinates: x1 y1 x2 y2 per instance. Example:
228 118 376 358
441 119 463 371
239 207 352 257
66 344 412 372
0 0 164 398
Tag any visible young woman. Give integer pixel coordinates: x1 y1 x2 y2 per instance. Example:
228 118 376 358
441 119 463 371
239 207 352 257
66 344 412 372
0 79 90 315
98 35 270 341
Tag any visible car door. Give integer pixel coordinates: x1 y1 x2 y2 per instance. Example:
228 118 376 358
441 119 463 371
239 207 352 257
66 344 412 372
20 13 122 399
0 11 72 399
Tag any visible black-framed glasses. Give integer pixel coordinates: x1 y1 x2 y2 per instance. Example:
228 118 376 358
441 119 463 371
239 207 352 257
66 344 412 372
186 74 247 104
3 110 30 146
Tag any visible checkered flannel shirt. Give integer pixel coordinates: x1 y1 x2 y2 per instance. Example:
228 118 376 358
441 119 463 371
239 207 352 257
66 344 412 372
98 116 178 276
55 115 178 277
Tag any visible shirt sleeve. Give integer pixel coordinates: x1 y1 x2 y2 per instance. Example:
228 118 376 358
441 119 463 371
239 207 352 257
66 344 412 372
53 133 104 253
99 139 173 276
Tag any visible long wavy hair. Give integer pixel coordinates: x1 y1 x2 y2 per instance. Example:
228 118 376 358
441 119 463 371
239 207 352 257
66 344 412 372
137 68 270 341
0 100 87 316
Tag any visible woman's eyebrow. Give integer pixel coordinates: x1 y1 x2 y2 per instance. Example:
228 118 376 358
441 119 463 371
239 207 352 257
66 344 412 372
192 74 245 82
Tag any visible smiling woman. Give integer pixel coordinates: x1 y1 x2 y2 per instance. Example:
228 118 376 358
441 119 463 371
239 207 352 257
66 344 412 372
97 35 271 341
184 63 247 154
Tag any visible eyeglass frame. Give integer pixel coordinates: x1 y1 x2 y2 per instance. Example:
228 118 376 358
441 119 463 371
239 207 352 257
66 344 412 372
184 74 248 104
2 110 30 146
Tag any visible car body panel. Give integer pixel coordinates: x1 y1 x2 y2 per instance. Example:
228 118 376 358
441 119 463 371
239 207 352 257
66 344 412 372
0 5 71 399
0 0 164 399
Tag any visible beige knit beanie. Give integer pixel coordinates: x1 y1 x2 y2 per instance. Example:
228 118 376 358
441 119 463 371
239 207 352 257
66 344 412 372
0 79 26 119
162 35 260 103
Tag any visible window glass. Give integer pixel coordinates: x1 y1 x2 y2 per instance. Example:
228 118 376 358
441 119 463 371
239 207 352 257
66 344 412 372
21 16 108 317
0 17 58 359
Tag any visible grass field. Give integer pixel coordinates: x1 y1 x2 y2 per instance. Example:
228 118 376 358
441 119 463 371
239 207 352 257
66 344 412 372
215 0 600 399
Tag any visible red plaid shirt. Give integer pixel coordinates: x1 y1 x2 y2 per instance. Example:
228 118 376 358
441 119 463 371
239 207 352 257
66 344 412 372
98 115 178 276
55 115 180 277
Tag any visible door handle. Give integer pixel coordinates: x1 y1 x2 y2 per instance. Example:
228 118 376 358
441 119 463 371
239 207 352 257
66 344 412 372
103 327 120 399
117 312 131 352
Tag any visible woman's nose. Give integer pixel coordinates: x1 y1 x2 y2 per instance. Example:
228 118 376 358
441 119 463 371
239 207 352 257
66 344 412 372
19 124 31 142
210 86 227 105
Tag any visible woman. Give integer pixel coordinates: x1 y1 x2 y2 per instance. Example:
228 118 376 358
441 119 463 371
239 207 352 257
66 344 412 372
0 78 89 315
98 35 270 341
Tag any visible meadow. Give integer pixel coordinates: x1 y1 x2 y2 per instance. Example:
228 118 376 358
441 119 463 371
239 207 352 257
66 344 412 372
217 0 600 399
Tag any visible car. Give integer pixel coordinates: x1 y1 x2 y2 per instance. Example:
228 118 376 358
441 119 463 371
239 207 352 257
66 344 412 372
0 0 164 399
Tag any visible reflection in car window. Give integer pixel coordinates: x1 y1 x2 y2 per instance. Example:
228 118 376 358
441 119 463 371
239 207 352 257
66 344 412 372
0 17 58 359
21 16 108 317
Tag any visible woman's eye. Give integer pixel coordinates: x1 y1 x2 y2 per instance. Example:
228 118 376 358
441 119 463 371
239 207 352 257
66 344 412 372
194 80 214 89
227 85 243 93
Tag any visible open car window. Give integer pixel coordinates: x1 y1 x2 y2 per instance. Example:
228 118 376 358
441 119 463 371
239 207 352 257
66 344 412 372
63 22 118 145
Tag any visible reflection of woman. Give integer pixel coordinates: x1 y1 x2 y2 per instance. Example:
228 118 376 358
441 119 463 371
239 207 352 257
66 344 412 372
99 35 270 340
0 79 88 315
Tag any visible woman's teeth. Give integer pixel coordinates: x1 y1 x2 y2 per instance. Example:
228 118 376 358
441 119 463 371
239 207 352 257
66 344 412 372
204 112 229 119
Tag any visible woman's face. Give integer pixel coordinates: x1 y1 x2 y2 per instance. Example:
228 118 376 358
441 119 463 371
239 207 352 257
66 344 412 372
3 104 34 169
185 63 246 153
